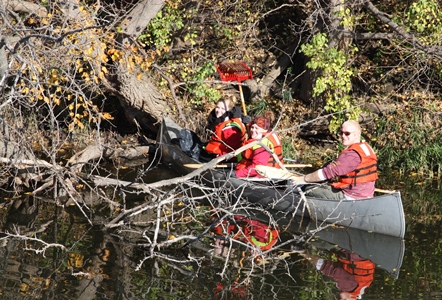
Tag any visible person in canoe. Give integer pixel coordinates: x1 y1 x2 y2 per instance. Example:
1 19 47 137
235 111 284 178
202 97 248 160
179 97 249 161
291 120 378 199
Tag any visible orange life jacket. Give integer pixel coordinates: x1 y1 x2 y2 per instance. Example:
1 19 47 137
338 257 375 298
331 142 378 189
204 118 246 156
236 132 284 170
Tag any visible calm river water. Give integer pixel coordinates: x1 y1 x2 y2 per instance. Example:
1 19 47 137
0 167 441 300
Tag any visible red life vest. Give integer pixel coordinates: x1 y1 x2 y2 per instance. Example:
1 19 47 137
338 257 375 298
242 219 279 251
331 142 378 189
205 118 246 156
212 216 279 251
236 132 284 170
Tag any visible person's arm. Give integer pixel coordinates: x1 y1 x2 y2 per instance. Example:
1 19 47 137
235 147 271 177
295 151 361 184
319 260 359 293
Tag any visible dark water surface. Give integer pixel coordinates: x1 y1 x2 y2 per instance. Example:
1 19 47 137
0 167 441 300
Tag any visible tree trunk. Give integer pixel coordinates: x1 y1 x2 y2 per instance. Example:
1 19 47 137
115 72 166 132
113 0 168 132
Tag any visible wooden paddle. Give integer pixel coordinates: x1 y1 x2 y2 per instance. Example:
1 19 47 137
184 163 312 169
255 165 301 179
255 165 395 194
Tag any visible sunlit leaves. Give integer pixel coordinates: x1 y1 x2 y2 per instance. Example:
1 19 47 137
406 0 442 40
300 33 360 132
142 0 186 50
12 0 161 133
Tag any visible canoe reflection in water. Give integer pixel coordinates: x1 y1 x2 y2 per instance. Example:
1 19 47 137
303 249 374 300
296 218 405 300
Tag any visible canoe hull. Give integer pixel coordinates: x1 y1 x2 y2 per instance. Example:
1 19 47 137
305 192 406 238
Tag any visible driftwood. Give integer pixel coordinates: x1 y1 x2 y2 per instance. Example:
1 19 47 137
67 143 154 173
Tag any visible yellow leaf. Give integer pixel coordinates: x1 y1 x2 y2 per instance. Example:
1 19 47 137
85 46 94 55
136 73 142 80
101 112 114 120
101 54 108 63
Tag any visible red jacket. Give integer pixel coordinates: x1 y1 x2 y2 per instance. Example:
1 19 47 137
205 118 246 156
332 142 378 189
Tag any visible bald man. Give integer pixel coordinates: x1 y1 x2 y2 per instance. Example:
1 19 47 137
293 120 378 200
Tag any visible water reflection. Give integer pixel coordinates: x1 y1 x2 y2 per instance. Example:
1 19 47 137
0 194 406 299
210 213 279 258
303 247 375 300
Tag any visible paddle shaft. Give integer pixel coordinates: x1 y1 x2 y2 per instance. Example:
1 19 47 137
375 188 395 194
255 165 395 194
184 163 312 169
238 84 247 115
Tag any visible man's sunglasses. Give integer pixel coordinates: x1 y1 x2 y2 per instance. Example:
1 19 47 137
340 131 353 136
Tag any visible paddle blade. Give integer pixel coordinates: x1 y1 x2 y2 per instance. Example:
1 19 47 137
255 165 300 180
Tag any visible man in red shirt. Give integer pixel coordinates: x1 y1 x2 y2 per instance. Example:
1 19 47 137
292 120 378 199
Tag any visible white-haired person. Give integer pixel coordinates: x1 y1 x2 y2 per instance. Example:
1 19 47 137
292 120 378 200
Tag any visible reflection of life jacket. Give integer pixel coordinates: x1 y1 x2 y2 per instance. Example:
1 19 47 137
338 257 375 298
331 142 378 189
205 118 246 156
212 216 279 251
213 280 248 300
236 132 283 170
242 219 279 251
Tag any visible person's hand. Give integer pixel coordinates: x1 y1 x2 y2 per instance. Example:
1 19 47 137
291 175 306 185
